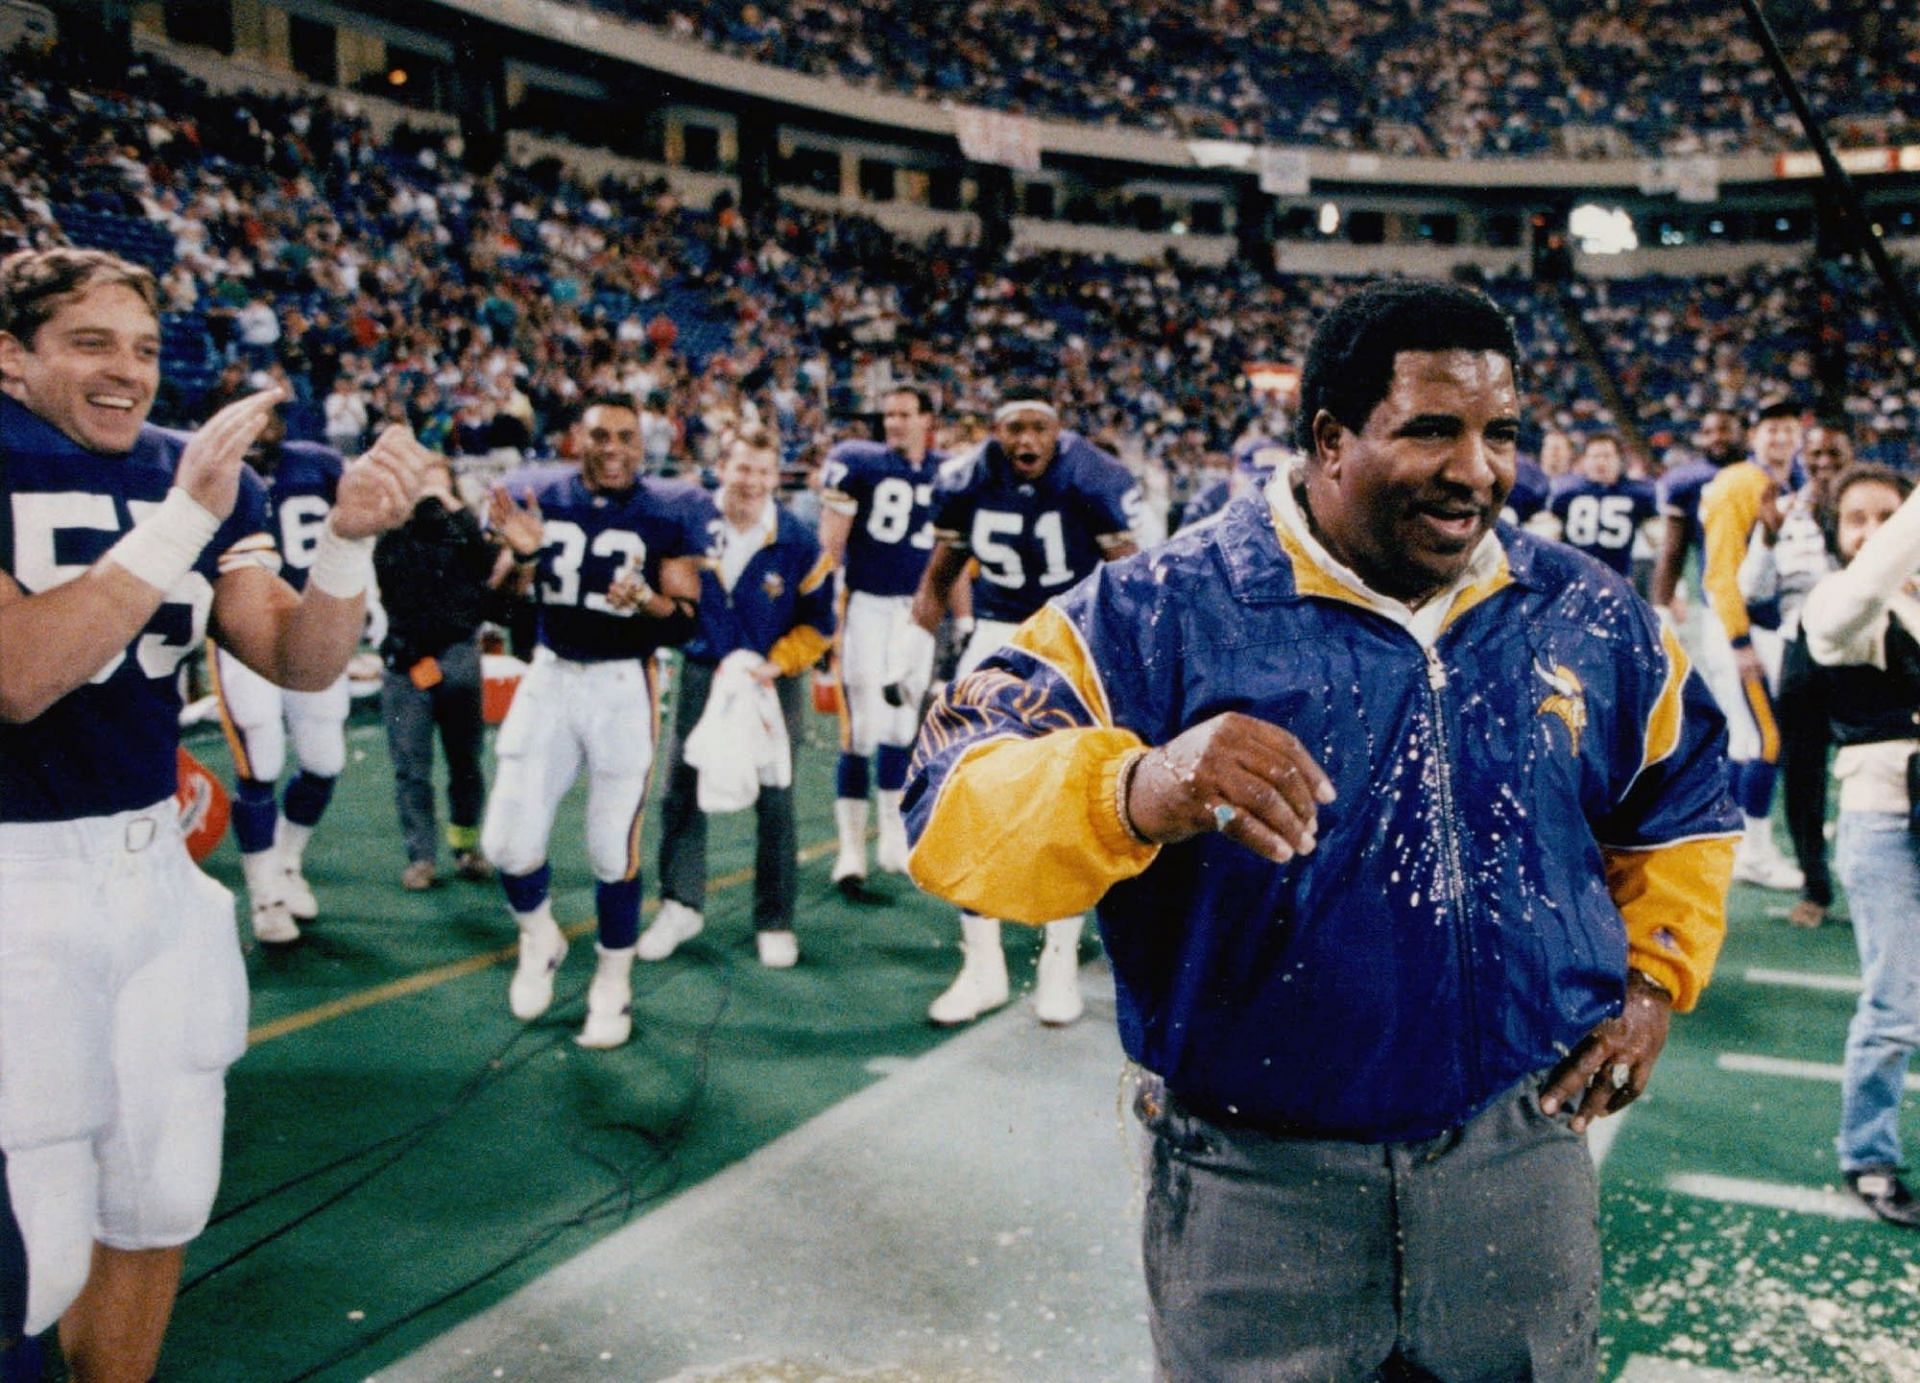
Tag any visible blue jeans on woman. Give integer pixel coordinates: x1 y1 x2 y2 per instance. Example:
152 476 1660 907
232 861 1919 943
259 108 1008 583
1834 811 1920 1172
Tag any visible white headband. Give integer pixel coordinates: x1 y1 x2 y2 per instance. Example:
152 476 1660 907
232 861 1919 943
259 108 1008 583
994 400 1059 425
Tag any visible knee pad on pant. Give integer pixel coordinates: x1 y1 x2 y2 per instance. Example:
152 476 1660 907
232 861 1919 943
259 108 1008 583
586 782 648 885
481 810 548 879
5 1141 99 1337
287 709 347 780
95 1070 225 1253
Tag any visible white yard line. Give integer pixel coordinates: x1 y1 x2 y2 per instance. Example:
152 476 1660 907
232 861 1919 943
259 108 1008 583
1616 1357 1771 1383
1717 1051 1920 1091
1665 1172 1874 1222
1741 966 1862 994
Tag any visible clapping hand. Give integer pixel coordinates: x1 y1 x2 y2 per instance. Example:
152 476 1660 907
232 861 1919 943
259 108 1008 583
487 485 546 560
177 386 285 519
333 426 435 540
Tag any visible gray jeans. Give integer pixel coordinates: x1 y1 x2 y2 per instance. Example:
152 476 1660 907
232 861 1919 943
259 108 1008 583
1141 1076 1600 1382
379 639 486 866
657 658 806 932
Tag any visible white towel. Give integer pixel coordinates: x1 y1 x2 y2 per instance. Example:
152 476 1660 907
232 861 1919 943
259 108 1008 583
682 650 792 814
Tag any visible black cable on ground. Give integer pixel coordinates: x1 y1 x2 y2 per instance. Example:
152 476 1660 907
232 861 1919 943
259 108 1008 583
273 964 736 1383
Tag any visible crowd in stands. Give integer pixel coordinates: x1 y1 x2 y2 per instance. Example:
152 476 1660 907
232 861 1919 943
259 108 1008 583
600 0 1920 159
3 44 1916 513
1577 261 1920 472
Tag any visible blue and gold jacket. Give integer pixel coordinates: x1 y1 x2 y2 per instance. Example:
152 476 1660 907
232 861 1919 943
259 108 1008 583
686 504 837 678
905 487 1738 1143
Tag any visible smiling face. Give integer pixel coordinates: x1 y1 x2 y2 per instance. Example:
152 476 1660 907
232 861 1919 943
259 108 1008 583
0 281 161 453
718 439 780 526
1834 477 1905 565
1750 413 1803 478
1306 349 1520 606
1803 425 1853 496
575 402 642 494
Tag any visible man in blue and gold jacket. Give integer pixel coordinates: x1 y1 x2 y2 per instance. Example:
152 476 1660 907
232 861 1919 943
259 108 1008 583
639 426 836 971
904 280 1738 1381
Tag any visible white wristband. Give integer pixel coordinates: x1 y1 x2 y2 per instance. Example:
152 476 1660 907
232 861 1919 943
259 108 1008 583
106 487 220 593
307 522 376 599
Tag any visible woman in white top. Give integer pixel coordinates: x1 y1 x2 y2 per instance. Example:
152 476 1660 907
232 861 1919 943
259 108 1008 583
1801 463 1920 1229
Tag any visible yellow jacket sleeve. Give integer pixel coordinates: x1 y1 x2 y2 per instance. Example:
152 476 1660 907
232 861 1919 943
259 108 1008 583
1699 465 1768 643
1602 837 1734 1011
907 727 1159 923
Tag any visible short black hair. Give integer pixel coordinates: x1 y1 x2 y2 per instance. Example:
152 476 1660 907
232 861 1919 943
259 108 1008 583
997 375 1059 409
1752 397 1801 425
577 392 639 422
1294 280 1518 454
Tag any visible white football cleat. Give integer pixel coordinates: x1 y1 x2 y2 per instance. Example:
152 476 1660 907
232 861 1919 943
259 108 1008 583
1733 821 1804 892
250 898 301 946
1033 917 1086 1027
874 790 910 875
636 900 703 961
281 861 318 922
575 945 635 1049
831 798 869 893
242 850 299 943
509 921 568 1021
928 914 1010 1025
756 930 800 969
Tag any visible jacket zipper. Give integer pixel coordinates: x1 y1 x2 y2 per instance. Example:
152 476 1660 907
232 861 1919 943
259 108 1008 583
1422 644 1482 1094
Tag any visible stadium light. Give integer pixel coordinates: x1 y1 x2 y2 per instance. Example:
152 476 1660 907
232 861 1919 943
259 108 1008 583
1570 204 1638 255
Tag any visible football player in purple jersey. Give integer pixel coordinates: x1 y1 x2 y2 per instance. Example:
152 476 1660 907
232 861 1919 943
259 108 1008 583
1651 406 1747 617
207 405 356 943
817 385 944 895
1544 432 1657 578
480 396 715 1049
0 248 427 1382
893 383 1141 1027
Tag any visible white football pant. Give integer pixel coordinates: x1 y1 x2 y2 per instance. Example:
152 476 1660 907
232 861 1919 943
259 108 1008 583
481 649 656 883
0 805 247 1335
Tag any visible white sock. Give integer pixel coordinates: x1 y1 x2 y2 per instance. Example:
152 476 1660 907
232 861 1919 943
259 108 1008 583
277 817 315 867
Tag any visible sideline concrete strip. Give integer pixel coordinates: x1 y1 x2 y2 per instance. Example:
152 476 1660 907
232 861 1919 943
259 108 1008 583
377 964 1155 1382
380 970 1644 1383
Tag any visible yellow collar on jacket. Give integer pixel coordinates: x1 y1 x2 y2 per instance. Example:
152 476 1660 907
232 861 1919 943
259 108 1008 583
1264 467 1512 648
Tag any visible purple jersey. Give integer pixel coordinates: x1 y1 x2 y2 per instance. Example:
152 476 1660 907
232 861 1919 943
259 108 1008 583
1655 454 1737 590
1547 475 1657 576
256 440 344 593
0 397 275 821
930 431 1140 624
819 440 943 598
513 472 717 662
1502 459 1550 526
